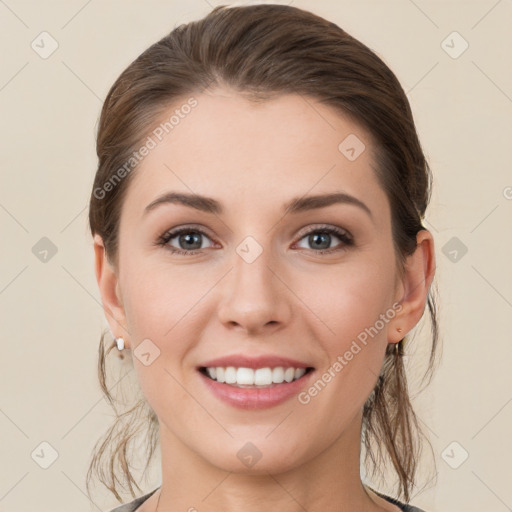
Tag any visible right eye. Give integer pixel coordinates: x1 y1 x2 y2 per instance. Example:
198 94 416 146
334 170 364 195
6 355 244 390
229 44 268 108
156 227 216 255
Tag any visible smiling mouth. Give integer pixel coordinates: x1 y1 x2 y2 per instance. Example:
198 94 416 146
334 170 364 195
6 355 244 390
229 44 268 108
198 366 315 388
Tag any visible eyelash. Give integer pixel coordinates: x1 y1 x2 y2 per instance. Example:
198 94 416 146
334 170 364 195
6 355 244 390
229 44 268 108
155 224 354 256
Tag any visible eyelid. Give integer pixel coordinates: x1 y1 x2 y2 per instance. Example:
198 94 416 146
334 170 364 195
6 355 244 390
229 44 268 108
295 223 352 240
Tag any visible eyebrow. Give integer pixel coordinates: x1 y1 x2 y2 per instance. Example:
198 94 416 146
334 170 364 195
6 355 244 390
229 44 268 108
143 191 373 219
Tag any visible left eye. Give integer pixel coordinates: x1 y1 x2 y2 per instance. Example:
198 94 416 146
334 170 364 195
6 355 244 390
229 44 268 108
295 227 352 253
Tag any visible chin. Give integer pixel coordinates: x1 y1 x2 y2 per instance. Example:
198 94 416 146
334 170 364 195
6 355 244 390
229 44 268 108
198 437 310 475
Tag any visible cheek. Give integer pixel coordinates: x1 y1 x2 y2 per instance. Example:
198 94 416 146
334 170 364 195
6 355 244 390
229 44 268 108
312 258 395 346
300 255 396 410
296 282 393 433
119 258 207 416
121 255 208 338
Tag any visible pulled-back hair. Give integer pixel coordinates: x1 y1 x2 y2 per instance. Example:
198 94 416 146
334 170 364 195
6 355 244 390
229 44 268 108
87 4 440 505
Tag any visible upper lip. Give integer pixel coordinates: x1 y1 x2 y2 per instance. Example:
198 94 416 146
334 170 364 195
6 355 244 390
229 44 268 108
198 355 314 370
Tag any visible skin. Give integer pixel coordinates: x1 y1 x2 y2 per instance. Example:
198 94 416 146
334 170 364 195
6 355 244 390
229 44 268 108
94 88 435 512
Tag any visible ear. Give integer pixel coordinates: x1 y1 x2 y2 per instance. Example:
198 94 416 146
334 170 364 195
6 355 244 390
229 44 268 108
388 229 436 344
93 234 130 348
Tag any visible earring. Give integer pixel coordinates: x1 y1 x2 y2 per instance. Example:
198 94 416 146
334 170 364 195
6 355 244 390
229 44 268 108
397 327 403 333
115 337 125 351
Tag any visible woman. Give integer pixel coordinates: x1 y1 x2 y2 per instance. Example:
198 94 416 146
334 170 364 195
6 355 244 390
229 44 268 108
87 4 439 512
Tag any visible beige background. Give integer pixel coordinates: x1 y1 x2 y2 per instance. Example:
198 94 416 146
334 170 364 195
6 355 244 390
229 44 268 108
1 0 511 511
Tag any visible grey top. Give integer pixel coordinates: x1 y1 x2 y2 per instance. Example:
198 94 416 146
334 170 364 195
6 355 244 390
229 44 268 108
107 486 427 512
107 487 159 512
372 488 427 512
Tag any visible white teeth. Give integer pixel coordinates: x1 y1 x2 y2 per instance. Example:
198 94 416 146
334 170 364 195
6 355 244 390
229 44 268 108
254 368 272 386
294 368 306 380
272 367 284 383
284 367 295 383
203 366 309 386
237 367 255 385
224 366 237 384
216 367 225 383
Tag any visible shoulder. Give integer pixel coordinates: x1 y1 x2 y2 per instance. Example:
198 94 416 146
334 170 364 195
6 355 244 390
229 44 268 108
372 488 428 512
401 505 427 512
394 503 427 512
106 487 159 512
382 496 428 511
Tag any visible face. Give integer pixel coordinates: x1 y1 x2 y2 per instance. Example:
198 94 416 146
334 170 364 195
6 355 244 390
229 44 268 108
96 88 430 475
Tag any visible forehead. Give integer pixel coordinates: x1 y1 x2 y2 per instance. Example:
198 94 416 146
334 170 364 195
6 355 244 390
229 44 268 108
122 89 389 223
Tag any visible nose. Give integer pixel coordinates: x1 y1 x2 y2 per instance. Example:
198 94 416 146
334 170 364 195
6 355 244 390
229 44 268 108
216 245 292 336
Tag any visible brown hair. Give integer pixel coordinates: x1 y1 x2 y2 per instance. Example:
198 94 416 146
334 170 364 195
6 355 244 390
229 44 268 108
87 3 440 505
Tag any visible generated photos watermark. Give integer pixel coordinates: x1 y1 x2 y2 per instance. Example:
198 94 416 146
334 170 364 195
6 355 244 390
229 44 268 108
93 96 198 200
297 301 403 405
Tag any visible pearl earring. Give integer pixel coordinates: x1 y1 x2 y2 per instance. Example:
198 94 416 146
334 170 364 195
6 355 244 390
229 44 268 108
397 327 402 333
115 337 125 351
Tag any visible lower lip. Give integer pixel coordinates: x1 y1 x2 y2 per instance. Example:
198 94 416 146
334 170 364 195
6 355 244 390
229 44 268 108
199 370 314 410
